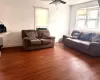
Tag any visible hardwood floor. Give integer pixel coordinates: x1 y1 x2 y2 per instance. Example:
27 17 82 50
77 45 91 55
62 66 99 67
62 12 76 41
1 43 100 80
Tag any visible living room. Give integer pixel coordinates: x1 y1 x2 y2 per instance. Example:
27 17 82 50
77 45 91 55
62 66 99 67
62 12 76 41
1 0 100 80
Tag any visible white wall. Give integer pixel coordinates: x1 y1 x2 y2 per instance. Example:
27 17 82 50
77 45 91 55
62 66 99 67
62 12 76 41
0 0 49 47
0 0 70 47
69 0 99 34
49 5 70 42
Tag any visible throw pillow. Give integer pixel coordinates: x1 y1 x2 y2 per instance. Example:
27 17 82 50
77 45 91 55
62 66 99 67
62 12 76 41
91 34 100 42
72 33 80 39
79 32 92 41
71 30 81 36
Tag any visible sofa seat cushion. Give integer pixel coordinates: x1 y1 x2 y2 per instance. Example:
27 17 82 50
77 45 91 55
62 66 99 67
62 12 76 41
65 38 90 50
79 40 90 50
64 38 81 49
41 39 51 45
30 39 42 45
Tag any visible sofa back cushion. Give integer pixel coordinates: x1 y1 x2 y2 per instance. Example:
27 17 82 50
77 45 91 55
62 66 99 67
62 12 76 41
71 30 100 42
37 30 50 38
26 31 37 40
78 32 92 41
22 30 38 40
36 28 47 30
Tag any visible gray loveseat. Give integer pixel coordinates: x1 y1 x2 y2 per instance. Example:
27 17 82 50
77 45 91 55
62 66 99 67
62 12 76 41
64 30 100 57
22 29 55 50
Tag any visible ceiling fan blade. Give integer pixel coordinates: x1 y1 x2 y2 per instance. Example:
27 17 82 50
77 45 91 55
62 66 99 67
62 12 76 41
50 1 56 4
60 0 66 4
49 0 67 5
50 1 54 4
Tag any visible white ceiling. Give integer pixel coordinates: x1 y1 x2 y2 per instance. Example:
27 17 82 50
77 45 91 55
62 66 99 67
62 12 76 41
67 0 93 5
42 0 93 5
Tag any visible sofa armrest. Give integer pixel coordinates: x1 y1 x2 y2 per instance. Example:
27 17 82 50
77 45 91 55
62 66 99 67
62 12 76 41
90 42 100 48
23 37 30 40
63 35 70 38
23 37 31 49
48 36 55 39
43 36 55 47
89 42 100 56
49 36 55 47
63 35 71 42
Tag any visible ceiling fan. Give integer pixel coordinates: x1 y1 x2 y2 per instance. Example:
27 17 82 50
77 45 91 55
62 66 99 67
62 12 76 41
42 0 67 5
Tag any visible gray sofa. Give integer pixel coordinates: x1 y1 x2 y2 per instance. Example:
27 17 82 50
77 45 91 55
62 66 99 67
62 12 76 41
64 30 100 57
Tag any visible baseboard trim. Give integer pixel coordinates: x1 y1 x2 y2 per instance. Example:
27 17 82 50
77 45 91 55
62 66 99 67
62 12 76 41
2 46 23 49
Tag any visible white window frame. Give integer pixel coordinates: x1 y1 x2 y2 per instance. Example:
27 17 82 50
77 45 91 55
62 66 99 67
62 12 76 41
75 6 100 30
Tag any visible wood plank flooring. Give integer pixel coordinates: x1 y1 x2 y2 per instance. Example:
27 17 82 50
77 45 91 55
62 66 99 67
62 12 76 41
1 43 100 80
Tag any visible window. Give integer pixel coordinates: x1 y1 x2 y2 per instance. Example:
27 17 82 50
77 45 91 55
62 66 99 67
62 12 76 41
35 7 49 28
76 6 99 29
